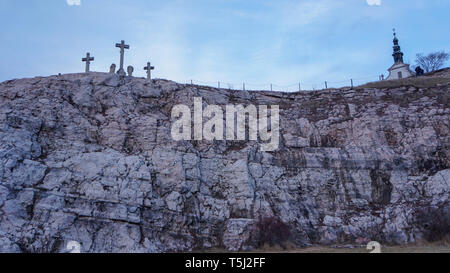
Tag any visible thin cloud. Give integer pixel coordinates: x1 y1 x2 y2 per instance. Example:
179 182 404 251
367 0 382 6
66 0 81 6
277 0 343 27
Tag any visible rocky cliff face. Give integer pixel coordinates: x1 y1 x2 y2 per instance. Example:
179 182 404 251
0 72 449 253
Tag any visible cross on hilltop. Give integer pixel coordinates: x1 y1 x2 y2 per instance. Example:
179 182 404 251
80 40 155 79
144 62 155 81
115 40 130 76
82 52 94 73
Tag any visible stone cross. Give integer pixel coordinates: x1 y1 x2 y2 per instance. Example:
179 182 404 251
115 40 130 76
82 52 94 73
144 62 155 80
109 64 116 74
127 66 134 77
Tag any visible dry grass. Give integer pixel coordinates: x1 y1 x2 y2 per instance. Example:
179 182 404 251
359 76 449 89
255 245 450 253
249 239 450 253
201 239 450 253
201 245 450 253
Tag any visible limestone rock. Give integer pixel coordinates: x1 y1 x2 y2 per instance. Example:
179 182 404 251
0 72 448 253
223 219 254 251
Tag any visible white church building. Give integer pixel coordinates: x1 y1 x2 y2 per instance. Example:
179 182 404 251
386 30 414 80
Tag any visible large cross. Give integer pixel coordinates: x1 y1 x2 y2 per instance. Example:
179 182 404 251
82 52 94 73
115 40 130 76
143 62 155 80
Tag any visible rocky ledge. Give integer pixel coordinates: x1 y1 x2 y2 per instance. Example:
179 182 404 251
0 72 448 253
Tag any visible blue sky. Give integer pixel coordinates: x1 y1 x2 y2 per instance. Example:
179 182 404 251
1 0 449 90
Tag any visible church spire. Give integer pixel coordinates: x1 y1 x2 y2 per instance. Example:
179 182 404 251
392 28 404 64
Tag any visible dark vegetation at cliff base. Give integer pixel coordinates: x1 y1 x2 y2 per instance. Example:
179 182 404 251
252 216 292 249
415 206 450 242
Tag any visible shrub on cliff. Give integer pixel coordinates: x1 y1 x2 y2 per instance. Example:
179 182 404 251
415 206 450 242
253 216 292 248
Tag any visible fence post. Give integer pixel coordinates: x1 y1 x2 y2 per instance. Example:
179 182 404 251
218 82 220 88
325 81 328 89
351 79 353 88
270 84 273 91
299 83 301 92
243 83 245 91
191 80 193 85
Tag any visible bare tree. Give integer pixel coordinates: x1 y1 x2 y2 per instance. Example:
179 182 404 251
415 51 449 73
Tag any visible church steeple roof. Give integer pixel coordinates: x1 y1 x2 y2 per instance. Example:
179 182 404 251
392 29 404 64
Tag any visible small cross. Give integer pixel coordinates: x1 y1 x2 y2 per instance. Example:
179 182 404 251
82 52 94 73
143 62 155 80
115 40 130 76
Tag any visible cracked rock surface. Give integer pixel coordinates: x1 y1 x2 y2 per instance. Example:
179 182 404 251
0 72 449 252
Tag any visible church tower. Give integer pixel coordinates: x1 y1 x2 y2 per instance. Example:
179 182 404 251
392 32 404 63
386 29 414 80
